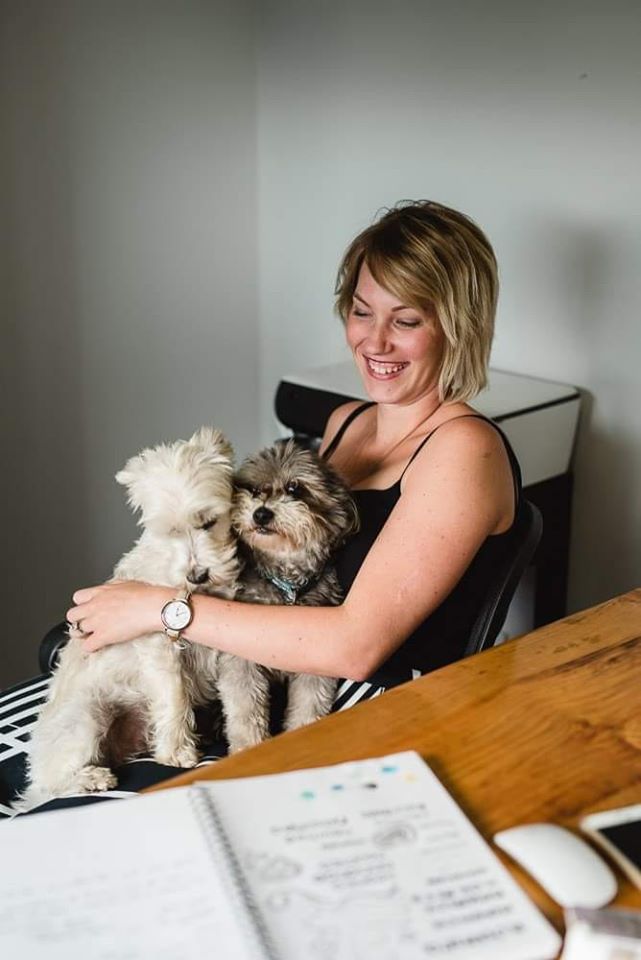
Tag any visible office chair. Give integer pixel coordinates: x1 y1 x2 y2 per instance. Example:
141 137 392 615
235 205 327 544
463 499 543 658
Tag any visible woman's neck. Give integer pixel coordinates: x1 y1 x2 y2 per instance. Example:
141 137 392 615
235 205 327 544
369 391 448 451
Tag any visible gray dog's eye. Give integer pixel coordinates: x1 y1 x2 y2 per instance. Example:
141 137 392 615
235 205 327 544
285 480 302 497
201 518 217 531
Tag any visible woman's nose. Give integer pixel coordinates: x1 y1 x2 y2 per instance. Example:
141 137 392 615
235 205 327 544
365 320 391 355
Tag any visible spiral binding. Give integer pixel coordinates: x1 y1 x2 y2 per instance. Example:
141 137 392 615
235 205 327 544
190 784 280 960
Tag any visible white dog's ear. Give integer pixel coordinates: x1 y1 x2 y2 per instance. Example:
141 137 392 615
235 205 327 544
115 452 150 518
115 452 147 491
189 426 234 464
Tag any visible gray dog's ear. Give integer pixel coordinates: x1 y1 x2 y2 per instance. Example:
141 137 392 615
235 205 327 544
189 426 234 465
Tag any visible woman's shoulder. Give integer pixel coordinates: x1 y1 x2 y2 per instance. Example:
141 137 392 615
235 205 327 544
403 409 511 486
432 408 505 449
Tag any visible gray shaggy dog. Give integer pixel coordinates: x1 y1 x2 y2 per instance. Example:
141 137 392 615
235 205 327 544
222 439 359 752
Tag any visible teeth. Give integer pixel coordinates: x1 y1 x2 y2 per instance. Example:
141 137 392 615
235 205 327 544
367 359 407 375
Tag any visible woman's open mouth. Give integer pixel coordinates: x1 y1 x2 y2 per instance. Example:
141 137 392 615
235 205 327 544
364 357 409 380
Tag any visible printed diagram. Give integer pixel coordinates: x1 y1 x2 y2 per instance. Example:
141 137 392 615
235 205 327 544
259 886 416 960
244 851 302 882
372 821 417 848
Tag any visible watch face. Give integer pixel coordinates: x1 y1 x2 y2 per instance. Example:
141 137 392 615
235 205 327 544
162 599 191 631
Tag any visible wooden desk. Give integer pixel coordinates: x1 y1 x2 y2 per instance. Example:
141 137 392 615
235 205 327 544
155 589 641 937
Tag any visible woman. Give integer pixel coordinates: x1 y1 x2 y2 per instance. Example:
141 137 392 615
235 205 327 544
68 200 521 692
0 200 523 813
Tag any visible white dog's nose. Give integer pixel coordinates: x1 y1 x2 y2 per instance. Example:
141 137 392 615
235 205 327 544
187 567 209 585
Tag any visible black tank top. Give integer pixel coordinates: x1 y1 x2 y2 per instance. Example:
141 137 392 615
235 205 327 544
323 402 526 687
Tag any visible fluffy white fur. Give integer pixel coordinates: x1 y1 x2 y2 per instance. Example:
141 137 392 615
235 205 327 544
18 426 238 810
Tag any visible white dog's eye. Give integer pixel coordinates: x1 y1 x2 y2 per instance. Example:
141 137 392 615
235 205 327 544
285 480 302 497
200 518 217 531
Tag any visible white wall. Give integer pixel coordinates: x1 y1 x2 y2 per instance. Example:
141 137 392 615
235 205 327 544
0 0 258 686
257 0 641 614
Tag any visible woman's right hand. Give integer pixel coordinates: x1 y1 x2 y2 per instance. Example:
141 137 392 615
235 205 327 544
67 581 172 652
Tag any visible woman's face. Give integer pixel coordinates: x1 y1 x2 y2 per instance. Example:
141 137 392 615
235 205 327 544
345 263 444 407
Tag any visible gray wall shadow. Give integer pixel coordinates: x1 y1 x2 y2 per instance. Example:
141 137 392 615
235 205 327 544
1 9 91 686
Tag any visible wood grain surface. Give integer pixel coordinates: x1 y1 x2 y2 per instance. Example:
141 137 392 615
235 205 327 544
149 588 641 938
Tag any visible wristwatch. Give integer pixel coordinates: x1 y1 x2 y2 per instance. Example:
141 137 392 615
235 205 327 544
160 590 193 641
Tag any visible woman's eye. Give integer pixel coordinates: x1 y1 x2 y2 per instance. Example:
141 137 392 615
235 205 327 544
395 318 421 329
201 518 217 531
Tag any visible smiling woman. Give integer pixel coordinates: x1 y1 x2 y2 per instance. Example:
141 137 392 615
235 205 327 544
335 201 497 407
345 264 445 407
1 200 528 814
62 201 518 684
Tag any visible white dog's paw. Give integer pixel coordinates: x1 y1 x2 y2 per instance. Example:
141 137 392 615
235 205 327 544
73 765 118 793
154 745 200 768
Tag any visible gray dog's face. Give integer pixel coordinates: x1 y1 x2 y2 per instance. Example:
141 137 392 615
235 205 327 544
232 440 359 565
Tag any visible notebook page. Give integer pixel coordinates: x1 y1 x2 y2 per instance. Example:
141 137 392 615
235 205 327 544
0 790 266 960
202 751 562 960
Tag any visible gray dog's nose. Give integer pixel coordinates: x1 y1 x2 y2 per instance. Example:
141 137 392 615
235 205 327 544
253 506 274 527
187 567 209 585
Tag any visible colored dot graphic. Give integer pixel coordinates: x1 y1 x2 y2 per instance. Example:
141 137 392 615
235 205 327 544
298 764 410 799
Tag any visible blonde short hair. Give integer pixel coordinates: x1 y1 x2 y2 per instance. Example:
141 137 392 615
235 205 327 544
335 200 498 403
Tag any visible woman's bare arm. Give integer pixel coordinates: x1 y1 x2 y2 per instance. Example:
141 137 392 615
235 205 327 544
69 417 512 680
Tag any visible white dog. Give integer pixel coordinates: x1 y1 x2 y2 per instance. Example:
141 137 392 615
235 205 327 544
19 427 238 809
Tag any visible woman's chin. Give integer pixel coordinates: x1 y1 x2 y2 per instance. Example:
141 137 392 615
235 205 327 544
360 371 408 402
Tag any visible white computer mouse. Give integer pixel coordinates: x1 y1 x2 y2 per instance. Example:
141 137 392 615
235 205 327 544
494 822 618 908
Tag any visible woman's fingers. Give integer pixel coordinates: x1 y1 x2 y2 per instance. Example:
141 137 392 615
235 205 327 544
66 607 85 627
82 633 104 653
72 585 100 604
65 581 171 652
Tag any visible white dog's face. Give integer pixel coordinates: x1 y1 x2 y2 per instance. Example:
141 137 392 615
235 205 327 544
115 426 237 591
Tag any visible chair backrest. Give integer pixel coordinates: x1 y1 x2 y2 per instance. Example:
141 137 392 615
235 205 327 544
463 499 543 658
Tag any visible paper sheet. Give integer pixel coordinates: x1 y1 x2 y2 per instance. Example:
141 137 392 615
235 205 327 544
1 790 262 960
206 751 562 960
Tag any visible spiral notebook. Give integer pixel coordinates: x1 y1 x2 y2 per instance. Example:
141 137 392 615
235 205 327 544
2 751 561 959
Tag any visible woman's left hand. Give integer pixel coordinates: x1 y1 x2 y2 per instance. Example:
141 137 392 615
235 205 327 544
66 581 172 652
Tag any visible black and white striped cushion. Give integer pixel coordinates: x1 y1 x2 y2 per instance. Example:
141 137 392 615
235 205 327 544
0 673 396 819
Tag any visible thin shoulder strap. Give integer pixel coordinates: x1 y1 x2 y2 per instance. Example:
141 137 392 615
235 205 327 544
322 402 375 461
398 413 523 503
